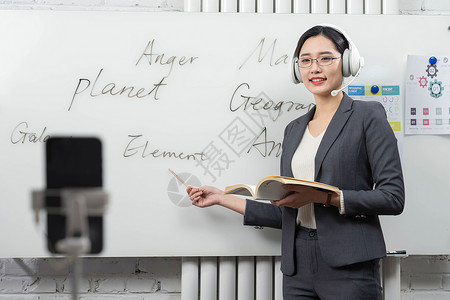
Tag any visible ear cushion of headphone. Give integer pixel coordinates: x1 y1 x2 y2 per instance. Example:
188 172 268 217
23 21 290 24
292 57 302 84
349 45 361 76
342 48 351 77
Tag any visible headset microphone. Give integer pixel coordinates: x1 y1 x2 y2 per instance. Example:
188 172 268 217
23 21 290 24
331 56 364 96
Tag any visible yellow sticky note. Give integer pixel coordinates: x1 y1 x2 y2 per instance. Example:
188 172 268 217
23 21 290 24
389 122 401 132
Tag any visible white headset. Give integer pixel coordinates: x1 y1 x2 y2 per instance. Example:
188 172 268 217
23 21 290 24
291 24 364 96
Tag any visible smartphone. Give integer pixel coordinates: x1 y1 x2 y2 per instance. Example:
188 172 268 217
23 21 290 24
45 137 103 254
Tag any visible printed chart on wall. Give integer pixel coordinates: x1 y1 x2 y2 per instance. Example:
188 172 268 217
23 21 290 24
405 55 450 134
348 85 403 153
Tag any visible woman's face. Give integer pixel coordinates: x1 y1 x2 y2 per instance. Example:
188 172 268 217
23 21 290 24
298 35 344 97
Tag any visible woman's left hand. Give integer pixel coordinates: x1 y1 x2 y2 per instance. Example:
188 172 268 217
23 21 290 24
271 184 327 208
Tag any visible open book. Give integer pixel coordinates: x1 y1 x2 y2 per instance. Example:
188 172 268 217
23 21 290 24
224 175 339 201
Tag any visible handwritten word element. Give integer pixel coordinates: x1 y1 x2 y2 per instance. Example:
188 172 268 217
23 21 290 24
123 134 207 161
68 69 167 111
11 121 50 144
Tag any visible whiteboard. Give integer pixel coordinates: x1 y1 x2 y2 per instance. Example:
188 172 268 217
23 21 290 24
0 11 449 257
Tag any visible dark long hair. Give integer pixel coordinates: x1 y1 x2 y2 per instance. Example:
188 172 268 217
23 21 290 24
293 25 350 58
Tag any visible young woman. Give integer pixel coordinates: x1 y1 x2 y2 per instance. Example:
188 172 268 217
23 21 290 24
187 25 405 300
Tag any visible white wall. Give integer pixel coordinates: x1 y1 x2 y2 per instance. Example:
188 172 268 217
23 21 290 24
0 0 449 299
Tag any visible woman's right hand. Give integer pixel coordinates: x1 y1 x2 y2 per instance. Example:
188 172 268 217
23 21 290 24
186 185 224 208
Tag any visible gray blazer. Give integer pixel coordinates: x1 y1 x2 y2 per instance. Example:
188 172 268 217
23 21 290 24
244 93 405 276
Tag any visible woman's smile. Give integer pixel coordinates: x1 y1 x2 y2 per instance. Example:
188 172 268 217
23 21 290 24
310 77 327 85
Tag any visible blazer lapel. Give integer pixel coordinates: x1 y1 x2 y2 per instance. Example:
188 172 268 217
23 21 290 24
314 93 354 180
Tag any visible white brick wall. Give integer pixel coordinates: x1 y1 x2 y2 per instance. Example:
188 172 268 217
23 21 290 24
401 255 450 299
0 0 449 299
0 257 181 299
0 0 184 11
1 0 449 14
2 256 449 298
400 0 450 14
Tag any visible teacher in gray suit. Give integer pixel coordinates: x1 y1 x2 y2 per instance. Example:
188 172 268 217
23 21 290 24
187 24 404 300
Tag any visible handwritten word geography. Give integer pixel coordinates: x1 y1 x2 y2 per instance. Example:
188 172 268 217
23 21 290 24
230 83 314 121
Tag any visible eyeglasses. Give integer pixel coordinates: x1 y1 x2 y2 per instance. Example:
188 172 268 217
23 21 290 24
298 56 341 68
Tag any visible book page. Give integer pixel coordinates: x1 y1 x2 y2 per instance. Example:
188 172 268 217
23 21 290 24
224 184 256 198
256 179 291 200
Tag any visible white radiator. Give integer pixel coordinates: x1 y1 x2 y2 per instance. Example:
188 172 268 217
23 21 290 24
181 256 283 300
181 255 403 299
184 0 399 14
